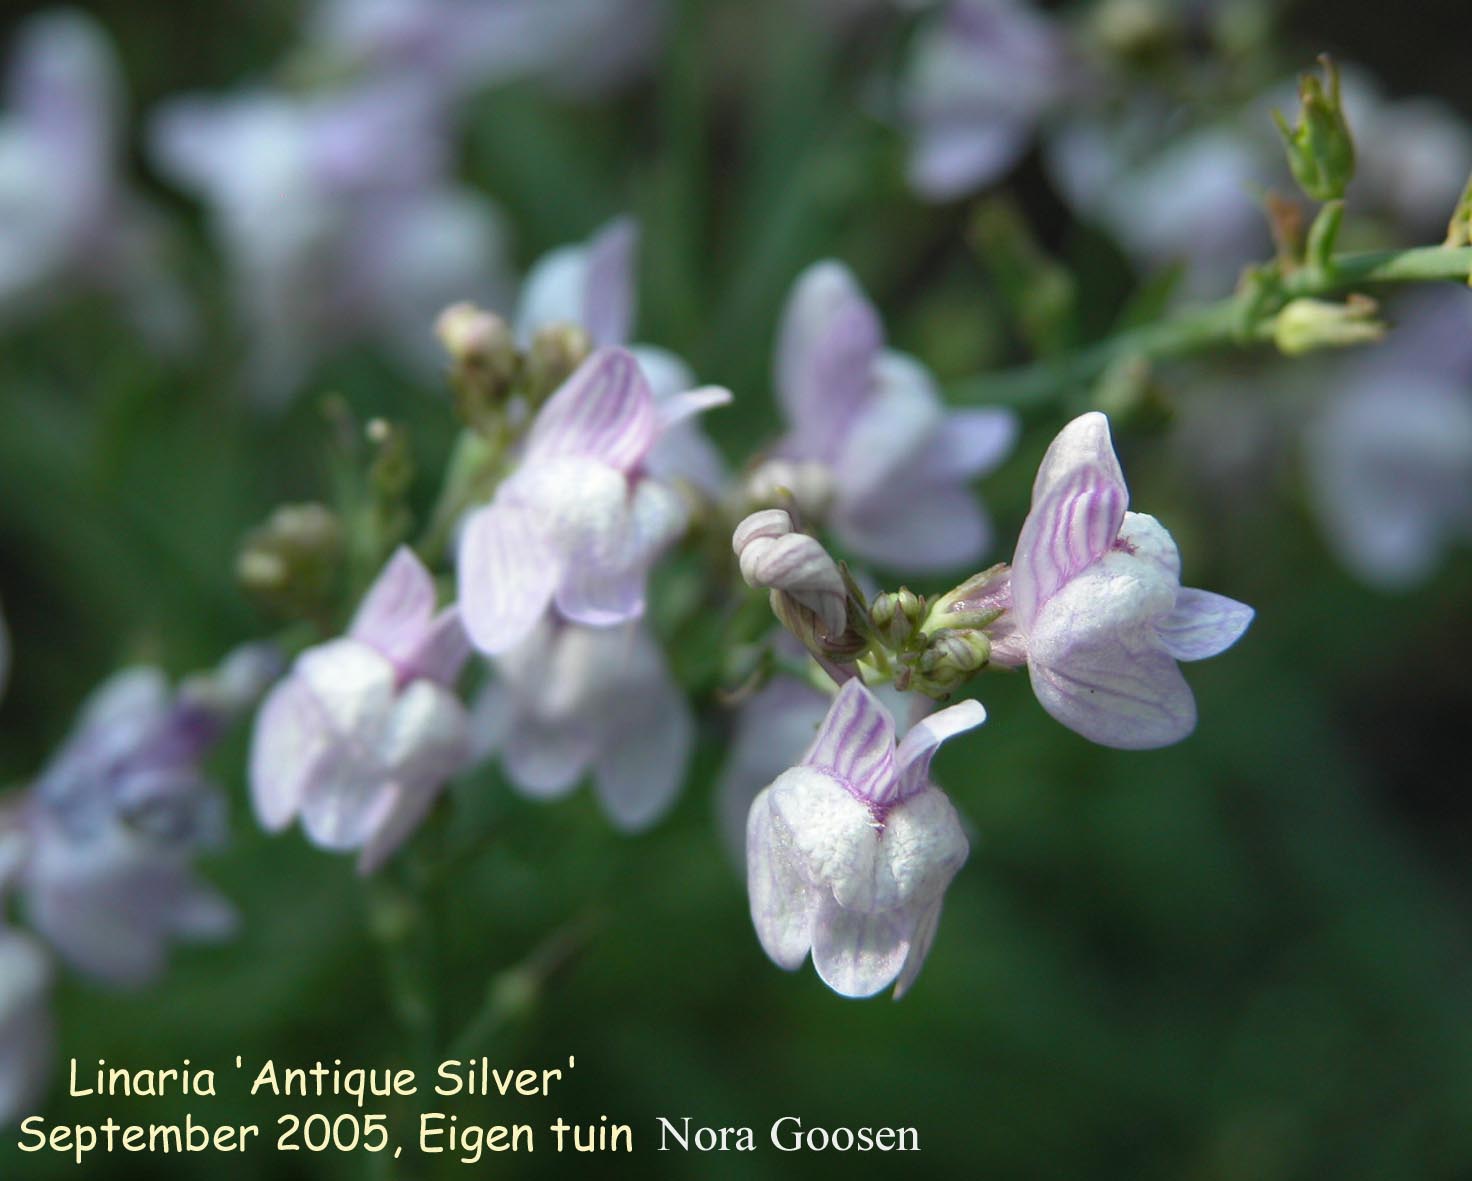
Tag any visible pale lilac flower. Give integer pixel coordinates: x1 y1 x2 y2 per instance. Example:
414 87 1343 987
251 548 470 873
717 669 924 867
1045 112 1272 297
1010 412 1253 749
149 81 511 406
458 347 731 654
747 679 981 998
515 218 728 495
0 928 52 1126
1305 290 1472 589
10 646 275 985
0 11 189 346
899 0 1072 200
309 0 663 100
471 619 691 831
763 261 1017 571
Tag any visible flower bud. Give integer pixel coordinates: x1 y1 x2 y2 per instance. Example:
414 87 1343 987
236 502 343 618
742 458 837 522
1273 295 1385 356
870 588 925 649
922 564 1009 633
523 323 593 406
1273 56 1355 202
436 303 518 431
911 629 991 696
733 510 862 664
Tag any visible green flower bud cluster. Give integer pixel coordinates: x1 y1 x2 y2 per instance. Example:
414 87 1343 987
435 303 594 436
237 502 344 619
862 570 1010 700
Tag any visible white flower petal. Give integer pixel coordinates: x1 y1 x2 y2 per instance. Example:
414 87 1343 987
746 788 819 970
1027 552 1194 749
768 764 882 911
893 699 986 802
810 896 912 999
457 499 559 656
1156 588 1254 662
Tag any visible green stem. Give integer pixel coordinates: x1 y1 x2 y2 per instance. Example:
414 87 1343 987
947 245 1472 410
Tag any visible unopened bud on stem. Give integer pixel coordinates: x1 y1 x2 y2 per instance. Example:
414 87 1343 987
734 510 863 663
436 303 518 431
1273 55 1355 202
524 323 593 406
1273 295 1385 355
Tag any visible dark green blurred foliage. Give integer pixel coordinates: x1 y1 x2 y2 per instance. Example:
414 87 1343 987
3 1 1472 1179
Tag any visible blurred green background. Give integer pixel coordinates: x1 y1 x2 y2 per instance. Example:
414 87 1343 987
2 1 1472 1178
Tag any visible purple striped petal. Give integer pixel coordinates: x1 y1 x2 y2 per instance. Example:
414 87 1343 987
524 348 657 472
776 262 883 456
801 681 896 804
1011 412 1128 630
891 698 986 803
1157 588 1254 662
458 500 559 655
399 607 471 687
737 528 848 639
348 546 435 660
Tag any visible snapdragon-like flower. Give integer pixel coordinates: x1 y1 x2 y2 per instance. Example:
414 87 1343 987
1305 290 1472 589
515 218 728 495
9 645 276 985
471 619 691 832
899 0 1071 200
1011 412 1254 749
747 680 982 998
762 261 1017 571
251 547 471 872
717 669 924 867
459 347 731 654
0 10 188 345
149 80 511 405
0 928 52 1126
